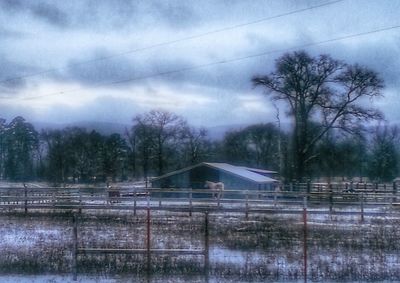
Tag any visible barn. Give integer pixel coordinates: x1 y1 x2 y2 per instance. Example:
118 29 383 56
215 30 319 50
151 162 279 191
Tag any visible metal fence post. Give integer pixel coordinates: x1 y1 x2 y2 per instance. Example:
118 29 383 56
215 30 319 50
204 212 210 283
303 196 308 283
24 184 28 214
72 213 78 281
146 195 151 277
329 183 333 215
245 191 249 219
189 189 193 217
360 192 364 223
133 191 137 216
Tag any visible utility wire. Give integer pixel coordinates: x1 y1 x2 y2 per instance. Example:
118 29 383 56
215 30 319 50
0 0 345 85
16 23 400 101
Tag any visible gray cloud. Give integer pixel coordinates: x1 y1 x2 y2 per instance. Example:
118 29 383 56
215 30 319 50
0 27 27 39
59 49 194 89
0 0 201 31
0 0 68 28
0 55 35 92
0 0 22 11
30 2 69 28
0 0 399 127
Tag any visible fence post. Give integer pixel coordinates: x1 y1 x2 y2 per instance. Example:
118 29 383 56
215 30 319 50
146 195 151 278
217 188 221 208
106 186 110 207
306 182 311 202
204 212 210 283
274 185 278 207
245 190 249 219
133 191 137 216
393 182 397 205
360 192 364 223
329 183 333 215
72 213 78 281
189 189 193 217
24 184 28 214
303 196 308 283
78 189 82 214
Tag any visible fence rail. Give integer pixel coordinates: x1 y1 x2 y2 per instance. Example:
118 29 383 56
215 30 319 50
0 182 399 218
2 183 400 282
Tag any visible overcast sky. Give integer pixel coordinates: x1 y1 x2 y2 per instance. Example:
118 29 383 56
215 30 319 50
0 0 399 128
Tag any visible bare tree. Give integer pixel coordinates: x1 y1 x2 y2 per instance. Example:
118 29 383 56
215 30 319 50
253 51 383 181
132 109 187 177
181 126 210 166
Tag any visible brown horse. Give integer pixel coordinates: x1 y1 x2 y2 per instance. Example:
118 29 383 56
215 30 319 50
204 181 224 199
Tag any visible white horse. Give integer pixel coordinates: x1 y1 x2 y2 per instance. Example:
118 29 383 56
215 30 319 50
204 181 224 199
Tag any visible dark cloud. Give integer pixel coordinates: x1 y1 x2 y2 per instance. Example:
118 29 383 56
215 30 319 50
0 0 199 31
0 0 22 11
149 1 199 29
0 55 34 92
0 0 69 28
30 2 69 28
70 0 200 31
58 49 195 89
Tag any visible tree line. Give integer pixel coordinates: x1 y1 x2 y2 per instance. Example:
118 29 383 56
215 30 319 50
0 112 398 184
0 51 397 183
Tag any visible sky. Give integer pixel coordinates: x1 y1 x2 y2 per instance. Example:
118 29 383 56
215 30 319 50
0 0 400 128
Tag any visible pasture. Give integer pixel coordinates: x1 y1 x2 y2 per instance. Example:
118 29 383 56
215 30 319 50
1 182 400 282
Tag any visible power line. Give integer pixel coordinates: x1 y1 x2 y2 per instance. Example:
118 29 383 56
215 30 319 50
16 23 400 101
0 0 345 85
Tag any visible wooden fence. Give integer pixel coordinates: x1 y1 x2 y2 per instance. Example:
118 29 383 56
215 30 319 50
0 182 399 217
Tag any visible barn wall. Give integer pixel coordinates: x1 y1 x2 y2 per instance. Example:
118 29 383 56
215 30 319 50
152 171 190 188
189 166 219 189
219 172 258 190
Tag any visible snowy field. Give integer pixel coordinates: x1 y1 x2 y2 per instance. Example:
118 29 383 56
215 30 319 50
1 209 400 282
1 182 400 282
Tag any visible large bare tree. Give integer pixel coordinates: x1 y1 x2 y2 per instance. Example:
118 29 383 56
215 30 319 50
252 51 383 181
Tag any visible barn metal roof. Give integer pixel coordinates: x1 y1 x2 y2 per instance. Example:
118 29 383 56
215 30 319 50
152 162 278 184
204 163 278 183
238 166 277 175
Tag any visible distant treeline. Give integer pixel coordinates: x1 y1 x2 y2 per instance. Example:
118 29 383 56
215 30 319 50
0 110 398 184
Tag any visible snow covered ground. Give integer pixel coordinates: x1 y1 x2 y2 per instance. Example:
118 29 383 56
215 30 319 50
1 183 400 282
